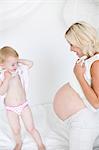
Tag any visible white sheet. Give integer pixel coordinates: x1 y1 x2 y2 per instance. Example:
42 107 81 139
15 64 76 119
0 103 68 150
0 103 99 150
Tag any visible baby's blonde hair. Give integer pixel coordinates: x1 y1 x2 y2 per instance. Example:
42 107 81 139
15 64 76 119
0 46 19 64
65 21 99 57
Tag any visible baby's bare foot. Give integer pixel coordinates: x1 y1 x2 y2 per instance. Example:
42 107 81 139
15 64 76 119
38 144 46 150
13 142 22 150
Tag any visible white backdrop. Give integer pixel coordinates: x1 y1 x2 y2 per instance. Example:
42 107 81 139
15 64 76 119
0 0 99 106
1 1 99 149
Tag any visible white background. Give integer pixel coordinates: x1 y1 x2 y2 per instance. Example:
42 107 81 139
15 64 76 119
0 0 99 105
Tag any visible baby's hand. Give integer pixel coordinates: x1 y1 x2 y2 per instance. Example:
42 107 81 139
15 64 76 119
4 71 12 80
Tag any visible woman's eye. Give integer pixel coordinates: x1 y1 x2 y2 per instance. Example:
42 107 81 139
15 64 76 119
70 44 73 46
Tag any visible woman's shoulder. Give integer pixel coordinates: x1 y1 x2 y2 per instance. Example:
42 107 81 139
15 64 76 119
85 53 99 74
85 53 99 65
91 59 99 68
90 59 99 76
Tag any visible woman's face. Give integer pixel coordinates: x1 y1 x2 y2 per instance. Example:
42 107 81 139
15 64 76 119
70 44 84 57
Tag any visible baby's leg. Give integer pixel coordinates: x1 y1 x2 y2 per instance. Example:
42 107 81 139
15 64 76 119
21 106 46 150
6 110 22 150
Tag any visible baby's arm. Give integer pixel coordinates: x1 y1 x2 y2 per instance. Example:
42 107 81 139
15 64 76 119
0 71 11 95
18 59 33 69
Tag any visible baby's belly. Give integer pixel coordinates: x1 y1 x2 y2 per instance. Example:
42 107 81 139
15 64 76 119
5 85 26 106
53 82 85 120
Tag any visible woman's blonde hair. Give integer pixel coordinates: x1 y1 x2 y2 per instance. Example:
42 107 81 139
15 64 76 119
65 21 99 57
0 46 19 64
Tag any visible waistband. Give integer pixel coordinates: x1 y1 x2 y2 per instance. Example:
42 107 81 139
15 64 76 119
51 106 99 126
5 101 28 108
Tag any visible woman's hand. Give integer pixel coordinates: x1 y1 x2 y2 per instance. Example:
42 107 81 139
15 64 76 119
73 60 86 80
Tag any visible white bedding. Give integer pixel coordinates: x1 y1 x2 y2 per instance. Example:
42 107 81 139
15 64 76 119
0 103 99 150
0 103 68 150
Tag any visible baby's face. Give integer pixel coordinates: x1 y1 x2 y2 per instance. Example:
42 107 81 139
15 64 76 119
3 56 18 72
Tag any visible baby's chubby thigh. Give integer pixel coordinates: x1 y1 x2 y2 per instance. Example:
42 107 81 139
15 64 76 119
21 105 35 131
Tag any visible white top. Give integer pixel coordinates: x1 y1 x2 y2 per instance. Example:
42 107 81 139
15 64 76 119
69 53 99 112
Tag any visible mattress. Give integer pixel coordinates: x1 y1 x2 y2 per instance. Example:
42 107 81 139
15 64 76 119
0 102 99 150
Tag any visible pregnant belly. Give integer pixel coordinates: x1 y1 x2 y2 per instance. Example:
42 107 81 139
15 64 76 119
53 83 85 120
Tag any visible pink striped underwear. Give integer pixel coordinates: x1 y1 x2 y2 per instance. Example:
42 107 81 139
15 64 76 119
5 101 28 115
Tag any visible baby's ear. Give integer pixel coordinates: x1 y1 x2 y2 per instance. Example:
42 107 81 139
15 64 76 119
0 63 4 66
0 63 5 68
0 64 5 72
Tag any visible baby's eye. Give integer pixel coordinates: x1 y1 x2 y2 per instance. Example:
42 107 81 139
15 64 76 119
12 64 14 66
12 64 16 66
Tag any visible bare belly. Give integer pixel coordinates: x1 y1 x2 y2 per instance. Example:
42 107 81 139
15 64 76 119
5 76 26 106
5 88 26 106
53 82 85 120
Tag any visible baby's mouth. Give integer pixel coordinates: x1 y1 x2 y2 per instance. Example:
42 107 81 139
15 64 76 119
9 69 18 77
11 69 17 72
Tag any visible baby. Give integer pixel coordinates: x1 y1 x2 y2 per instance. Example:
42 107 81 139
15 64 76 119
0 46 46 150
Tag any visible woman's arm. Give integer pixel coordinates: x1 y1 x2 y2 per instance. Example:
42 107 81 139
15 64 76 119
18 59 33 69
74 60 99 109
77 74 99 108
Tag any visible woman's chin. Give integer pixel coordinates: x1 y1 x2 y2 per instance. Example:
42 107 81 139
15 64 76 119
76 53 83 58
76 53 80 57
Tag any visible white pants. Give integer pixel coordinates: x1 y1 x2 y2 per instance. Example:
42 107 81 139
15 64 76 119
49 106 99 150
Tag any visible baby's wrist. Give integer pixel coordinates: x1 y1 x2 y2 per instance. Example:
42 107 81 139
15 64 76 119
18 59 23 63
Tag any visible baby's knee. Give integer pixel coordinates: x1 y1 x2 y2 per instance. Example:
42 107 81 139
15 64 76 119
13 127 21 135
26 126 36 133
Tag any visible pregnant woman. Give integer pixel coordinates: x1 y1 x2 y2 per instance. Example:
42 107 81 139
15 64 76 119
53 21 99 150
